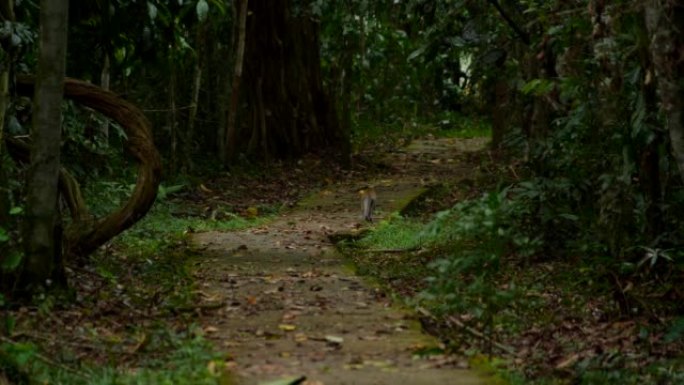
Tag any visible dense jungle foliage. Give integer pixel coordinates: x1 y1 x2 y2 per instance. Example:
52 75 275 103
1 0 684 384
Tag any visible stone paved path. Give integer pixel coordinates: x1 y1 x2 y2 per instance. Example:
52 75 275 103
192 137 489 384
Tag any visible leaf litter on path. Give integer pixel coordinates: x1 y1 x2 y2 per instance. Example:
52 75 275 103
191 138 490 384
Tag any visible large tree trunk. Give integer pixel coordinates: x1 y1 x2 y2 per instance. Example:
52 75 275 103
645 1 684 182
238 0 347 161
22 0 69 289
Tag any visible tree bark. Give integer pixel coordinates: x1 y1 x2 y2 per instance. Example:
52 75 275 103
239 0 347 161
223 0 248 163
0 0 14 227
185 22 206 172
98 53 110 142
22 0 70 289
15 77 163 260
168 51 178 171
645 1 684 182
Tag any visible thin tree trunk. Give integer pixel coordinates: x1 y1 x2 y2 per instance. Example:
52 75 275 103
645 1 684 182
0 70 10 226
216 1 237 157
0 52 9 154
98 53 110 143
186 22 206 172
0 0 14 226
357 10 365 115
168 53 178 171
257 76 268 158
22 0 69 289
223 0 248 163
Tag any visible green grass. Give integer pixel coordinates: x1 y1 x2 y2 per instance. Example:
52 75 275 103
346 186 684 385
353 215 426 250
437 116 492 138
115 199 269 258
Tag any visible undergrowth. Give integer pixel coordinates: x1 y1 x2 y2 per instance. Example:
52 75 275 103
346 169 684 385
352 112 492 153
1 329 233 385
0 182 266 384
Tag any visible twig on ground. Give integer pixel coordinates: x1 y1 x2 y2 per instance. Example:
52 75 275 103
416 306 516 355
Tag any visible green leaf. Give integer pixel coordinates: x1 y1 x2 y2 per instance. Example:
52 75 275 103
0 228 8 242
196 0 209 22
665 317 684 343
521 79 541 95
407 46 426 62
9 206 22 215
147 2 158 20
207 0 226 13
3 313 15 334
12 343 37 366
558 213 578 221
1 251 22 271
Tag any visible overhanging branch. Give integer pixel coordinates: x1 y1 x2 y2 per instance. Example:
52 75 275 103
487 0 530 45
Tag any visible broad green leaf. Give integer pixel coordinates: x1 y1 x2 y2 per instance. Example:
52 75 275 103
521 79 541 95
558 213 578 221
407 46 426 62
1 251 22 270
0 228 8 242
196 0 209 22
207 0 226 13
147 2 158 20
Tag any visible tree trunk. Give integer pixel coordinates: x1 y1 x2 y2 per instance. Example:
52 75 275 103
15 77 162 260
98 53 110 142
0 0 14 226
223 0 248 163
168 52 178 171
645 1 684 182
238 0 347 161
22 0 69 289
185 22 206 172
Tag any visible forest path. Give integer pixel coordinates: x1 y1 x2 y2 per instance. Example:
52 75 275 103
191 137 489 385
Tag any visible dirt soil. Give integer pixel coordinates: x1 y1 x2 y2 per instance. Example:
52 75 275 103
191 137 489 385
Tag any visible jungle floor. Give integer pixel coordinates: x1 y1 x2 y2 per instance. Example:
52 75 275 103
189 136 490 384
7 133 683 385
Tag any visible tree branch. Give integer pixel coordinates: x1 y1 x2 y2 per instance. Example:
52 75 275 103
487 0 530 45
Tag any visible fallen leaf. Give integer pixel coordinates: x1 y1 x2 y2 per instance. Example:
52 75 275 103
555 353 580 369
325 335 344 345
279 324 297 331
258 375 307 385
245 207 259 218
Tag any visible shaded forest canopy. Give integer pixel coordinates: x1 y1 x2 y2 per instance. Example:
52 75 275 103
1 0 684 384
